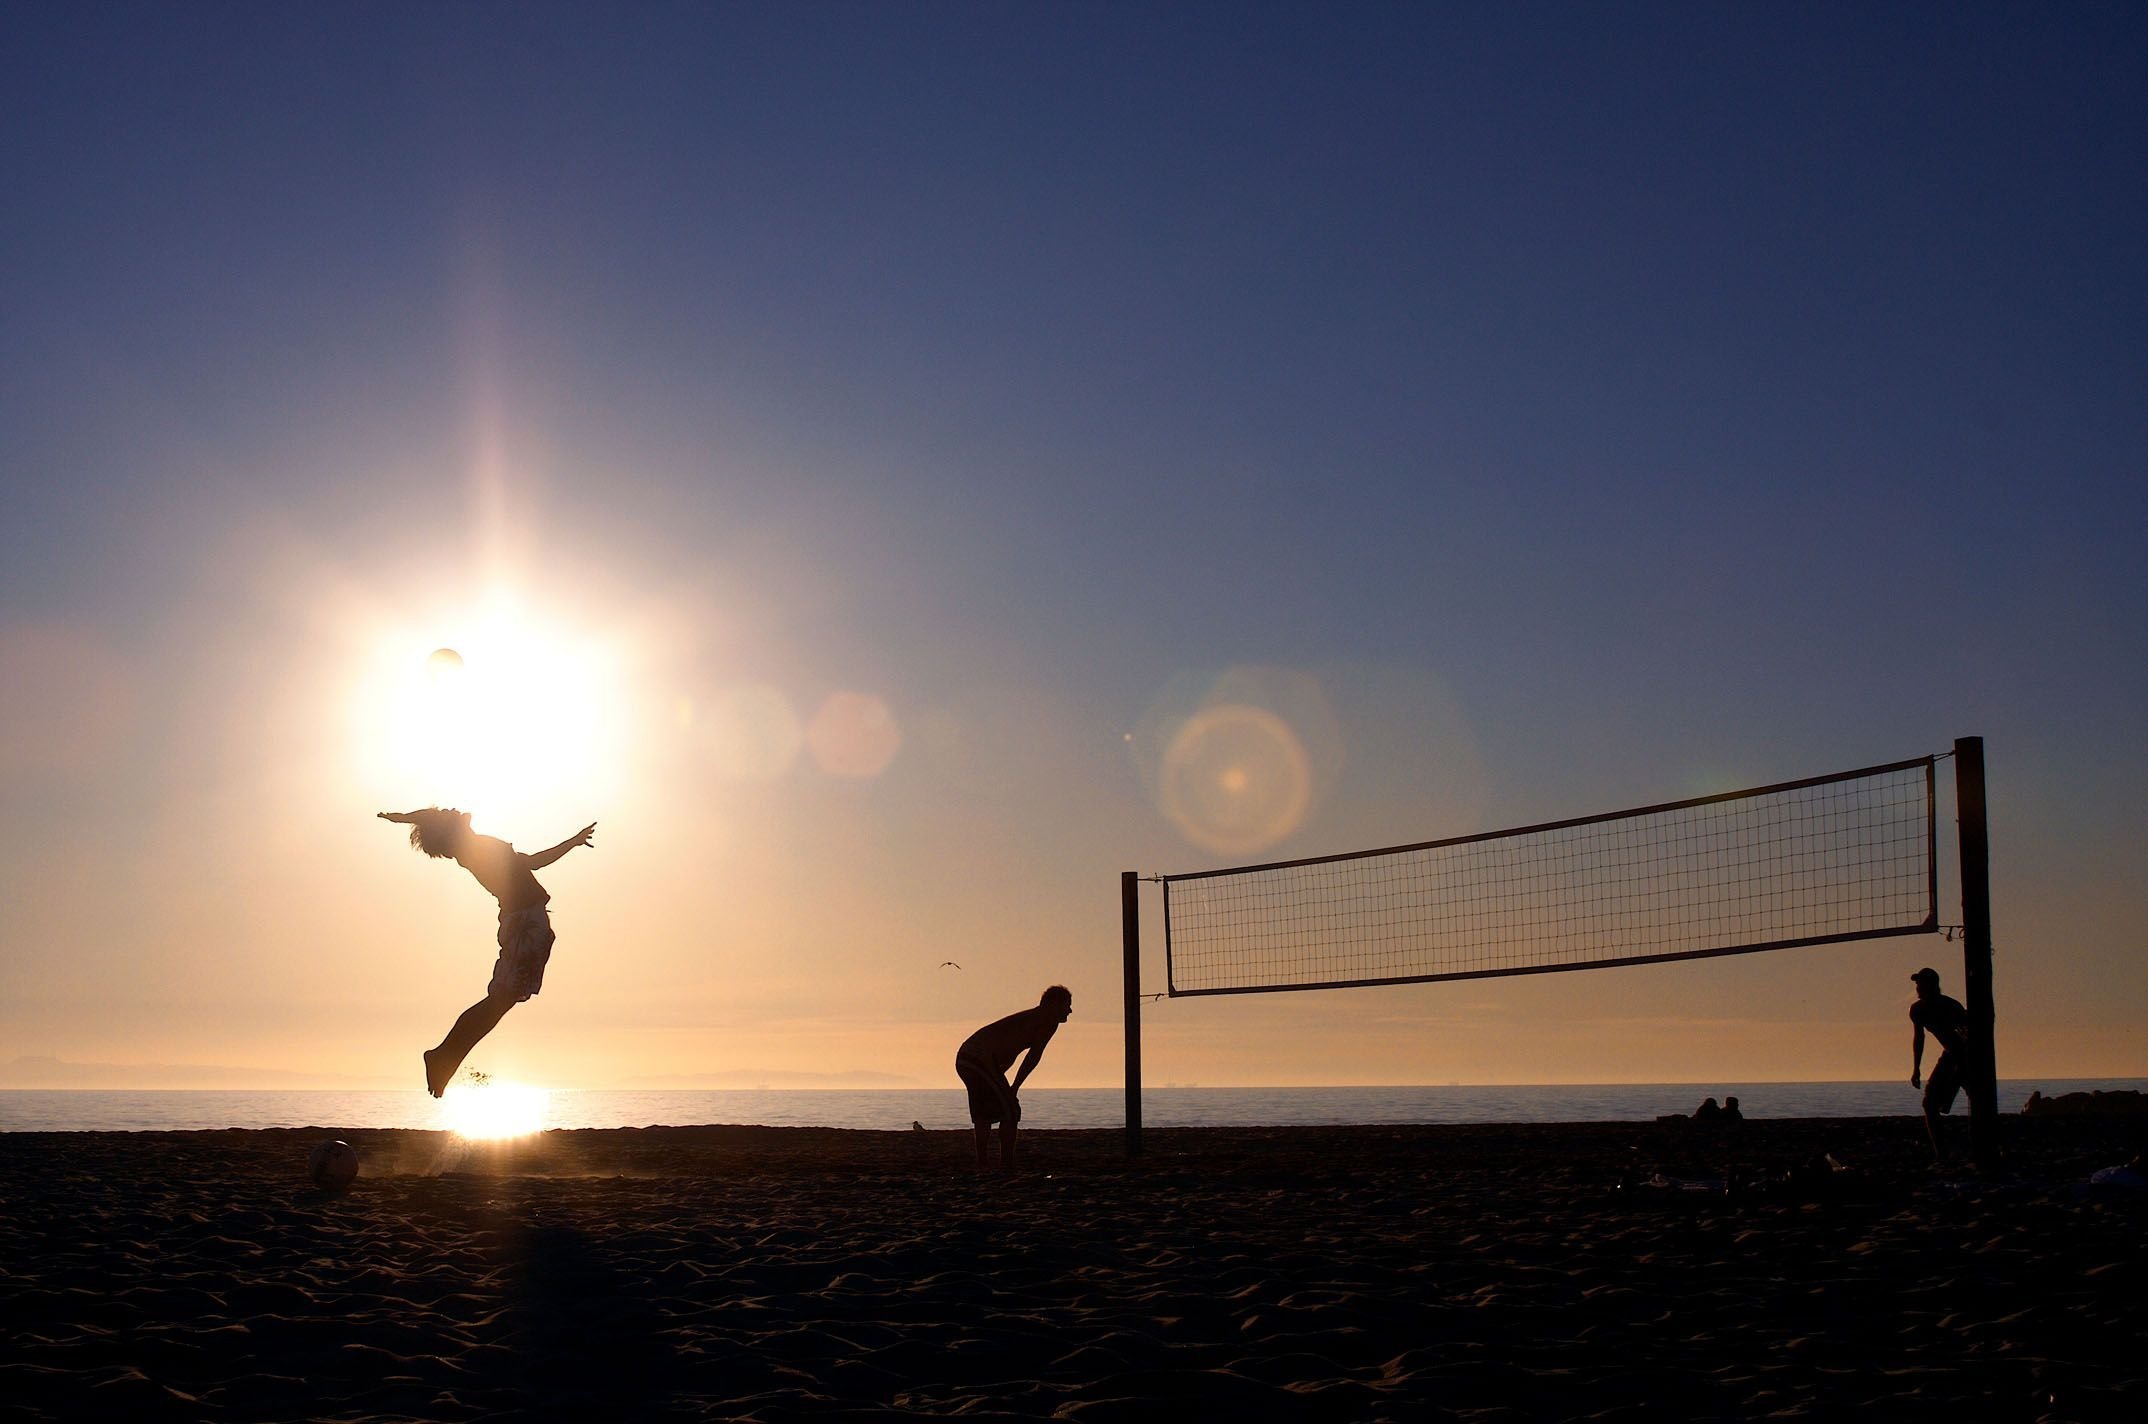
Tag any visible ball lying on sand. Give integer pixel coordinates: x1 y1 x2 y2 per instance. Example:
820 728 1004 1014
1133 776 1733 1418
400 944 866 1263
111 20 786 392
308 1139 360 1192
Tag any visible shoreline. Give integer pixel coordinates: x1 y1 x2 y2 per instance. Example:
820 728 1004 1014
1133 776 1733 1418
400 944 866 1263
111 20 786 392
4 1118 2142 1420
8 1078 2145 1136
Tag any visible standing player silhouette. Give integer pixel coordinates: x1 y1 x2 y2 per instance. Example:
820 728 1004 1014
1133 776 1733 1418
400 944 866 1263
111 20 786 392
1907 965 1972 1163
377 808 596 1097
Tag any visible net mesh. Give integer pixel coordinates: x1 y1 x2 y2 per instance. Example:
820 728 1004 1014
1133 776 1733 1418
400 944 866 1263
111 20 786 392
1164 758 1935 996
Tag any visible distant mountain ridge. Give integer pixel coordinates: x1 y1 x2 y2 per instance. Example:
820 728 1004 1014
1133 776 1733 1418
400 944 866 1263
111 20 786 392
0 1055 400 1089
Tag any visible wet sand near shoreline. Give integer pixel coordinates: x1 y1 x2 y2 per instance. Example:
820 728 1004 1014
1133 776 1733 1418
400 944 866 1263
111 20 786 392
2 1117 2142 1421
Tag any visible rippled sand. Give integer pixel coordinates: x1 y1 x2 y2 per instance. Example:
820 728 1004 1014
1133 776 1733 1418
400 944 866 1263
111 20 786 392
2 1118 2141 1420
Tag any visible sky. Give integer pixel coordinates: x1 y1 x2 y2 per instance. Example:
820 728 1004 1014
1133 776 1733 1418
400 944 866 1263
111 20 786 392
2 3 2142 1091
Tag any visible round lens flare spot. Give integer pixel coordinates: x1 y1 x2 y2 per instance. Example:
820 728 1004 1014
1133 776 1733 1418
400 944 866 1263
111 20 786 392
1159 703 1312 855
438 1079 549 1140
806 690 902 778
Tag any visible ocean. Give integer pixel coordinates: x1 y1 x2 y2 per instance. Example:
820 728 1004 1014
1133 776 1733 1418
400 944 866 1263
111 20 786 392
2 1079 2140 1133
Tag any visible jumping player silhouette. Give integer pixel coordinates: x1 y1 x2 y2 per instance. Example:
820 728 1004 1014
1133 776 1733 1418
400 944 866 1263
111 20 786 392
377 808 596 1097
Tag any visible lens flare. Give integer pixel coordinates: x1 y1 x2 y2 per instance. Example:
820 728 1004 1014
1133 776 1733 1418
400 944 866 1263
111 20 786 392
1159 702 1313 855
806 690 902 778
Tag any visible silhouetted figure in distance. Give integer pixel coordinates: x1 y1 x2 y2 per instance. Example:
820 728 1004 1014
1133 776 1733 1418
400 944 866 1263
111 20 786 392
1722 1095 1744 1123
1909 966 1971 1162
956 986 1072 1170
1692 1096 1723 1124
378 808 596 1097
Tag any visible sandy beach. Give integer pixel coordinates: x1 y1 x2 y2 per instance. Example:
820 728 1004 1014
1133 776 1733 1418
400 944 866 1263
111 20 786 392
2 1116 2142 1422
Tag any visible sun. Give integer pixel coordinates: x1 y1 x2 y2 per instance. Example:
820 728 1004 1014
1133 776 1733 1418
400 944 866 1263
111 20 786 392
438 1078 550 1139
357 596 627 828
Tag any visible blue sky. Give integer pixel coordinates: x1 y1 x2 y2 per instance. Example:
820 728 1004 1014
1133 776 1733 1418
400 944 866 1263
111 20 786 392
3 3 2142 1088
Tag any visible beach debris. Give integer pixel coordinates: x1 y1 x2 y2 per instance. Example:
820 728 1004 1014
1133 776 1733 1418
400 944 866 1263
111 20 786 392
307 1139 360 1193
2086 1157 2146 1189
1750 1151 1881 1203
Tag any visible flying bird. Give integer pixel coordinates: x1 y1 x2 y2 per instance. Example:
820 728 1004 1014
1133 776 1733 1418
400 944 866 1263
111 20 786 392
938 961 962 969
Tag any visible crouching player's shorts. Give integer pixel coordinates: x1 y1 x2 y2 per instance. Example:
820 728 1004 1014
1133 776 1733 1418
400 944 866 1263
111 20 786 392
490 906 556 1002
956 1053 1019 1126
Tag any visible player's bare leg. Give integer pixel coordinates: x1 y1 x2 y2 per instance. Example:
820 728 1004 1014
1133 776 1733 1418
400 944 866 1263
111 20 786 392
425 990 517 1097
1923 1102 1948 1163
1000 1119 1019 1170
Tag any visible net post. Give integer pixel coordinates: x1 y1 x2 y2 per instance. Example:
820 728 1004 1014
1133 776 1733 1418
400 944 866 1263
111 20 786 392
1954 736 1998 1166
1121 870 1143 1158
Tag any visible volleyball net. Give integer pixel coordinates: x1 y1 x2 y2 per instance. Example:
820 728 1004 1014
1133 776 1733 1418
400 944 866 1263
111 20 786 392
1162 756 1937 996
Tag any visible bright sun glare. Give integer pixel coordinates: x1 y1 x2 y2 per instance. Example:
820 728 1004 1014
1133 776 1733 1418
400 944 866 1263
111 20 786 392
359 599 626 826
438 1079 550 1139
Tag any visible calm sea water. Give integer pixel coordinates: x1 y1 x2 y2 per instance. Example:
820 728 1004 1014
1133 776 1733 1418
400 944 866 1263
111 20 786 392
2 1080 2140 1133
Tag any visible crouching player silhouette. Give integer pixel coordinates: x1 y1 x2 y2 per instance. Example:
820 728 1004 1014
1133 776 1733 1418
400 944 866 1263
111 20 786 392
955 986 1072 1171
377 808 596 1097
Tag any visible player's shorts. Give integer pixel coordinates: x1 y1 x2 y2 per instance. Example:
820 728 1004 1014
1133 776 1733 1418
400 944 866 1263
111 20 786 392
956 1053 1019 1126
489 906 556 1002
1923 1051 1964 1115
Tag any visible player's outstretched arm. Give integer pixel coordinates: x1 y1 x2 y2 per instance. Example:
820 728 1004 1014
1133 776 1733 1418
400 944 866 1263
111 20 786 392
522 822 597 870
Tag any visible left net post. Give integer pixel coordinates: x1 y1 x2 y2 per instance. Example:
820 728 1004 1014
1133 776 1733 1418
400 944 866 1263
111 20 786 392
1122 870 1143 1158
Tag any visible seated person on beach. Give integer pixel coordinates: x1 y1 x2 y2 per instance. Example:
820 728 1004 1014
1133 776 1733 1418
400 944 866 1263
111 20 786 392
1909 966 1971 1162
1692 1096 1723 1123
378 808 597 1097
955 986 1072 1171
1721 1096 1743 1122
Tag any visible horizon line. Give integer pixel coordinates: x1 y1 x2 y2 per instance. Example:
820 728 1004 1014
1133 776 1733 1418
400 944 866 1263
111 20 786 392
5 1075 2144 1092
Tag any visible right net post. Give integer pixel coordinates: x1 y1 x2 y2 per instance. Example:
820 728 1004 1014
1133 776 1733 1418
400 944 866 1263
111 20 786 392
1954 736 1998 1166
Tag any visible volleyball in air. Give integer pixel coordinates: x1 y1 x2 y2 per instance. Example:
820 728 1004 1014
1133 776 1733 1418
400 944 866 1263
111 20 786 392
427 647 464 673
308 1138 360 1192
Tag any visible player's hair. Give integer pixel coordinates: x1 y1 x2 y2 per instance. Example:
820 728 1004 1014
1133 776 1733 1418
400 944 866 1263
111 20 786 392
1040 984 1072 1010
401 808 469 859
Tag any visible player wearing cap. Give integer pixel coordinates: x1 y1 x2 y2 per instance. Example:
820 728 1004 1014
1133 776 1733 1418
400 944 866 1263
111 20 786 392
1908 966 1970 1163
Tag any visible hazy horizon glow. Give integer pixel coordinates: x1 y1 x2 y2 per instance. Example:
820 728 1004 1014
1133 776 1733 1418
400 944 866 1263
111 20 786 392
3 5 2142 1095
